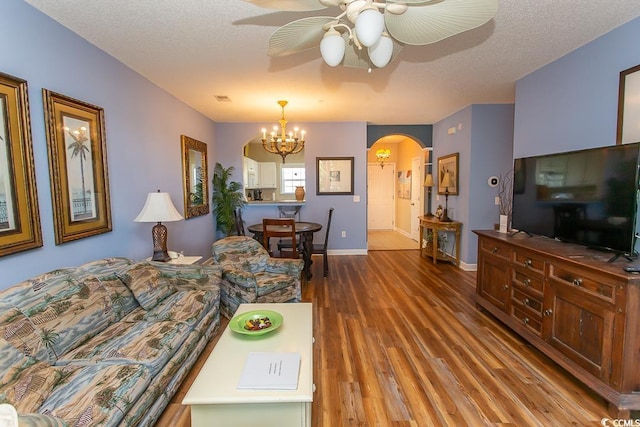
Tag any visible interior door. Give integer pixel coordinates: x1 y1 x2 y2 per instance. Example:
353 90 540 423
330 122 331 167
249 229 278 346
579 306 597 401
367 163 395 230
410 156 422 241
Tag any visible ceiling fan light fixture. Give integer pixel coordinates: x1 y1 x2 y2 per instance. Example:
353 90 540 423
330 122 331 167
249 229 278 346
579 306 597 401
355 7 384 47
320 27 346 67
368 33 393 68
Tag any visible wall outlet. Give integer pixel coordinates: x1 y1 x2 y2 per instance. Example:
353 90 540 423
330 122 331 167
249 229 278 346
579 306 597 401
353 195 360 202
341 231 347 238
495 196 500 205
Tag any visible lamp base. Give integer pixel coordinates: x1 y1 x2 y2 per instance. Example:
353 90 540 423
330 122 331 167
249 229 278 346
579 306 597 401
151 222 171 262
440 209 452 222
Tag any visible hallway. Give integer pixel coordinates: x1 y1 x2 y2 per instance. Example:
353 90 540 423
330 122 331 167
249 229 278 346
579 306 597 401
368 230 419 250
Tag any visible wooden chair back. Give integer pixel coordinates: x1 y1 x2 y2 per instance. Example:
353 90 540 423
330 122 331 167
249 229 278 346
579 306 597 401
262 218 297 258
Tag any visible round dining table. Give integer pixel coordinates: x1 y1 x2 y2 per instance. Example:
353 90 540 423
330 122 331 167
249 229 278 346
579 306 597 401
247 221 322 280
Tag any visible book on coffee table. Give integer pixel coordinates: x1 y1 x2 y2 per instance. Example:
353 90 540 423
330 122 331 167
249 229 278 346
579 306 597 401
237 352 301 390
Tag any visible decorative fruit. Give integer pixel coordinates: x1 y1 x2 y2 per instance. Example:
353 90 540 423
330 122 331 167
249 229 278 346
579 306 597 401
243 316 272 331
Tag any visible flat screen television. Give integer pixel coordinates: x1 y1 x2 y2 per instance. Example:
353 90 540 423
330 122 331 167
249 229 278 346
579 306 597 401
511 142 640 257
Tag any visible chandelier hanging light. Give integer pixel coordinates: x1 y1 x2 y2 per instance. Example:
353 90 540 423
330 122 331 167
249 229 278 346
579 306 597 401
376 148 390 169
261 100 305 163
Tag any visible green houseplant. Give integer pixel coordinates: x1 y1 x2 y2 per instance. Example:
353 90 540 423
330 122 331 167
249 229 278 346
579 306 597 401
211 162 246 237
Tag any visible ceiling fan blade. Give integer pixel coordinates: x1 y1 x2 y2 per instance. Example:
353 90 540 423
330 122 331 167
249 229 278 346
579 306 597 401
243 0 327 12
268 16 336 56
342 36 403 69
384 0 498 45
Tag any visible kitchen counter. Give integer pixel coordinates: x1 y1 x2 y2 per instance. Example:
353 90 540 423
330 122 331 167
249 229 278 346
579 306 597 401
246 200 304 206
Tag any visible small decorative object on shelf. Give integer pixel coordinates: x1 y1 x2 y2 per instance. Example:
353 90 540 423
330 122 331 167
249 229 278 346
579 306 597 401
295 186 305 201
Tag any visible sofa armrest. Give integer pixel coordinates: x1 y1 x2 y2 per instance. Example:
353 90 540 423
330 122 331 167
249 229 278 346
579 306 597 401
18 413 68 426
221 268 258 290
264 257 304 276
147 262 222 291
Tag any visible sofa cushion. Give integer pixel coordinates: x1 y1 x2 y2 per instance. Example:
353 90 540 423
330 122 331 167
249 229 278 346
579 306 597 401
57 320 190 377
83 275 140 320
118 263 176 310
0 358 60 414
140 288 218 326
38 363 151 426
0 302 49 364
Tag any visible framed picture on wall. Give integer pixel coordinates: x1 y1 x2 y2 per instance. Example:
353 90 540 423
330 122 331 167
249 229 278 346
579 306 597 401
43 89 112 244
437 153 459 195
617 64 640 145
0 72 42 257
316 157 354 195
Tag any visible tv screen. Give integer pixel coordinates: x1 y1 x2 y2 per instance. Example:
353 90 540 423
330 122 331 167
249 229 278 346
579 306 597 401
511 143 640 255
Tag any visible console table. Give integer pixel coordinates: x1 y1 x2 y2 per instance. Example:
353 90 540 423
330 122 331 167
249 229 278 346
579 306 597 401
183 303 314 427
419 215 461 266
474 230 640 418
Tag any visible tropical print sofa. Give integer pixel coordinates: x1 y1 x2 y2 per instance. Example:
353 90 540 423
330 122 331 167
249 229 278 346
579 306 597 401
0 257 221 426
211 236 303 319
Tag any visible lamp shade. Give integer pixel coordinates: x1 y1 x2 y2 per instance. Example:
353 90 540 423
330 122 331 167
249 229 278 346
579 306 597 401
134 191 183 223
368 34 393 68
355 7 384 47
320 28 346 67
441 172 452 189
424 174 434 187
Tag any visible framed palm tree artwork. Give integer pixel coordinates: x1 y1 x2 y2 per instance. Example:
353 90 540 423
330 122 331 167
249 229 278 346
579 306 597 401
43 90 112 244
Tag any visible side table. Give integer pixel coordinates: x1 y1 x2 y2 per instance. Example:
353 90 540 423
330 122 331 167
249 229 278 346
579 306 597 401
146 255 202 265
419 215 462 266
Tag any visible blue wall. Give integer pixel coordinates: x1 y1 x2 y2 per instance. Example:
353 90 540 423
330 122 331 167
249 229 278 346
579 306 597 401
514 17 640 156
0 0 217 288
433 105 514 266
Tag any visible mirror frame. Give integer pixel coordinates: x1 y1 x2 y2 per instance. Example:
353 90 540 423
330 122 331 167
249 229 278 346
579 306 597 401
181 135 209 219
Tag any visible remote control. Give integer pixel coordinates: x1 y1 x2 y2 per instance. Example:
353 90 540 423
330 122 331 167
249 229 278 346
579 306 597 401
623 266 640 273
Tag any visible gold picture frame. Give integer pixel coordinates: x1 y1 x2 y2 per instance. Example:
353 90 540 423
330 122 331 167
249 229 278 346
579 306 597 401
43 89 112 244
0 72 42 257
616 64 640 145
437 152 459 195
181 135 209 219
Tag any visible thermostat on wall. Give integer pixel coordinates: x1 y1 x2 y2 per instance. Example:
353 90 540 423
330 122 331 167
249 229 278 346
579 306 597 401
488 176 499 187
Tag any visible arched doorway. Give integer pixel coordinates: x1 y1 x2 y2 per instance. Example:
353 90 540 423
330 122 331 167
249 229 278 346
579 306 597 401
367 135 426 250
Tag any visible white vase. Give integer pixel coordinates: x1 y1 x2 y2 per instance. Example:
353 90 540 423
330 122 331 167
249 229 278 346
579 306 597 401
499 214 509 233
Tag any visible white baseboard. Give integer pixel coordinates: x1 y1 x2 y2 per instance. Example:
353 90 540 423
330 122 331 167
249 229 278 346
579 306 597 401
326 249 368 256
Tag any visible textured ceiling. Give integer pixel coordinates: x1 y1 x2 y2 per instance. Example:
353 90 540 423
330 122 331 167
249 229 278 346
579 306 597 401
23 0 640 125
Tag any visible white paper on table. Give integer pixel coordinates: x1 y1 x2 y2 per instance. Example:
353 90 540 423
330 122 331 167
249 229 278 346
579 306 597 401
237 352 301 390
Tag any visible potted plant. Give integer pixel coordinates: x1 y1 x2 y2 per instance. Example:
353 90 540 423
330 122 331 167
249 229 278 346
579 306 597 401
211 162 246 237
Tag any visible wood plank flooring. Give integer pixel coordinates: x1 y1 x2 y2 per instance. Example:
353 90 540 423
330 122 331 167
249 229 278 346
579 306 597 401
368 230 419 250
156 251 615 426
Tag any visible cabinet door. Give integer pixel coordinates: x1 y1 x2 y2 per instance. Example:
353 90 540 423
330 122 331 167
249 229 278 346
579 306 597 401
244 157 259 188
546 280 617 383
259 162 277 188
477 253 511 312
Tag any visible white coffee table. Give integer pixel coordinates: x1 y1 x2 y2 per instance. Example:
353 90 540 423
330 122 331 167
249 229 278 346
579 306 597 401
183 303 314 427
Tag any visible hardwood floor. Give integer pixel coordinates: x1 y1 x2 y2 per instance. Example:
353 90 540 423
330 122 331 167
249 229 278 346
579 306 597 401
157 251 613 426
368 230 419 250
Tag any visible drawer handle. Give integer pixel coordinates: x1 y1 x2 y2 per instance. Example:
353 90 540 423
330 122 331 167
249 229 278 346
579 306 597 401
523 278 531 287
522 298 530 306
572 278 583 287
523 259 532 267
543 309 553 317
502 284 509 291
492 247 499 253
522 317 529 325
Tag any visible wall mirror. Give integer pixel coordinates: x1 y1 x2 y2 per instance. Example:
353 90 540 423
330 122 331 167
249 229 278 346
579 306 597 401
181 135 209 218
242 140 305 202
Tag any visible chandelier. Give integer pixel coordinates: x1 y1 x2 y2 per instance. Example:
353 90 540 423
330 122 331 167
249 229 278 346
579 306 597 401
376 148 390 169
261 100 305 163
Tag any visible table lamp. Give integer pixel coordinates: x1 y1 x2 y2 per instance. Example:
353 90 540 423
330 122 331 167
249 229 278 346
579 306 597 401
440 172 453 222
423 173 434 217
134 190 183 261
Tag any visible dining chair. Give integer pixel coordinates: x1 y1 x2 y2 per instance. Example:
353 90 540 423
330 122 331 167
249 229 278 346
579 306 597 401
262 218 298 259
234 208 245 236
312 207 334 277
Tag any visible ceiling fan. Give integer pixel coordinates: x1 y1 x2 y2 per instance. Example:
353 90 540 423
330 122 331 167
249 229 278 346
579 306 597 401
243 0 499 71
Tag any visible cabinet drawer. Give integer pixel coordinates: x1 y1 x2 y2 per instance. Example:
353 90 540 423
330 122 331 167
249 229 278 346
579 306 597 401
513 269 544 295
513 250 545 276
549 264 619 306
512 305 542 334
512 287 543 315
480 239 511 261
